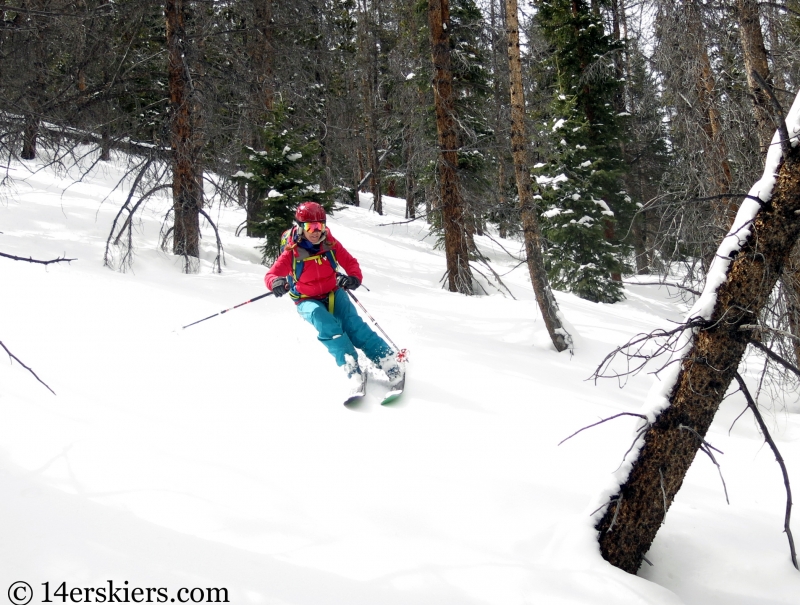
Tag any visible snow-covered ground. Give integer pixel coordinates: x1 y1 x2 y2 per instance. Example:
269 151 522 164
2 152 799 605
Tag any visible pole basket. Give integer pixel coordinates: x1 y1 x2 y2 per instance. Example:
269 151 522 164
396 348 410 364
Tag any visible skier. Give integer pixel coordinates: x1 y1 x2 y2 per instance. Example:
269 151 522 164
265 201 402 396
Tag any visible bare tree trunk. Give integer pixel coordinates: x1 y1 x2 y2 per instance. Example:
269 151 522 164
764 2 787 104
505 0 571 352
688 2 734 225
251 0 274 115
735 0 800 362
610 0 626 115
166 0 202 262
243 0 274 237
736 0 774 153
596 138 800 574
632 214 650 274
363 83 382 214
355 147 365 207
497 160 508 239
359 0 382 215
784 245 800 366
490 0 510 239
427 0 473 295
404 126 416 219
21 114 38 160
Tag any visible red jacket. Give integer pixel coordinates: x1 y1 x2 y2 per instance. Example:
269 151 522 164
265 228 362 301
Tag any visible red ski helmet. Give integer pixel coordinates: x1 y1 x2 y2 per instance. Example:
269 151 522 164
295 201 326 223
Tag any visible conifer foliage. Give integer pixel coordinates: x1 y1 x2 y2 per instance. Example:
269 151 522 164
231 106 333 264
534 0 633 303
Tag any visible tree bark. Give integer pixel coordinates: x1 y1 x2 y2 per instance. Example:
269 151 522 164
243 0 273 237
505 0 571 352
166 0 202 262
21 114 38 160
596 138 800 574
427 0 473 295
251 0 274 116
404 126 416 219
359 0 382 215
736 0 774 153
735 0 800 361
688 2 734 225
784 246 800 366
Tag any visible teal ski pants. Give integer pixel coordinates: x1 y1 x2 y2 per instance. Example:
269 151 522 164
296 289 392 375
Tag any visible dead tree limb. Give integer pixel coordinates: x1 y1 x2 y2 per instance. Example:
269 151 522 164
751 70 792 157
470 254 517 299
678 424 730 504
592 317 708 385
198 207 224 273
748 339 800 379
740 323 800 343
103 157 153 268
558 412 649 446
622 280 702 296
1 340 55 395
734 372 798 570
0 252 75 265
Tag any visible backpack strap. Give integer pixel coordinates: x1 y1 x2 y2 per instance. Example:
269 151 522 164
283 236 340 303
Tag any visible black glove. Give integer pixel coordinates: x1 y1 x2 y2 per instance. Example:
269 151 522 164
337 274 361 291
271 277 289 297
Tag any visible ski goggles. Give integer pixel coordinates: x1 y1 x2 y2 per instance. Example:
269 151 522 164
301 221 326 233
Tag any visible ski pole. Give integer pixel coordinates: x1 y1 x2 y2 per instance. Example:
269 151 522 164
180 292 273 330
345 290 403 355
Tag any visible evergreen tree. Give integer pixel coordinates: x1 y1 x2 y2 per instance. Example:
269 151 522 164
231 105 334 264
534 0 633 303
413 0 493 234
449 0 494 236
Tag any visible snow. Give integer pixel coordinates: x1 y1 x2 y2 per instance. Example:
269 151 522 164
592 197 615 216
536 173 569 187
1 151 800 604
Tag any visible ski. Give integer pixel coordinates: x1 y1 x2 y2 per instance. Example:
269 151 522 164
380 373 405 405
343 372 367 406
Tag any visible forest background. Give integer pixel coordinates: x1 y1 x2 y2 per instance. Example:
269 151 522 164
4 0 797 306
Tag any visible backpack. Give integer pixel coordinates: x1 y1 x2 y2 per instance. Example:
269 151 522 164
279 225 340 303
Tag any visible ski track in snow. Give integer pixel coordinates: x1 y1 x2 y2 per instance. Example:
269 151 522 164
1 152 799 604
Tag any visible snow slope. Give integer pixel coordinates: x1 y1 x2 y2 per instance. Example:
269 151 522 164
1 152 799 605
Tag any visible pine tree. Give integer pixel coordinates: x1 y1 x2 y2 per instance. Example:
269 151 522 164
534 0 633 303
231 105 334 264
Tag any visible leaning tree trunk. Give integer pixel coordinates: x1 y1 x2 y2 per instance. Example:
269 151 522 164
596 106 800 574
505 0 571 352
785 245 800 366
166 0 202 263
427 0 473 295
735 0 800 366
